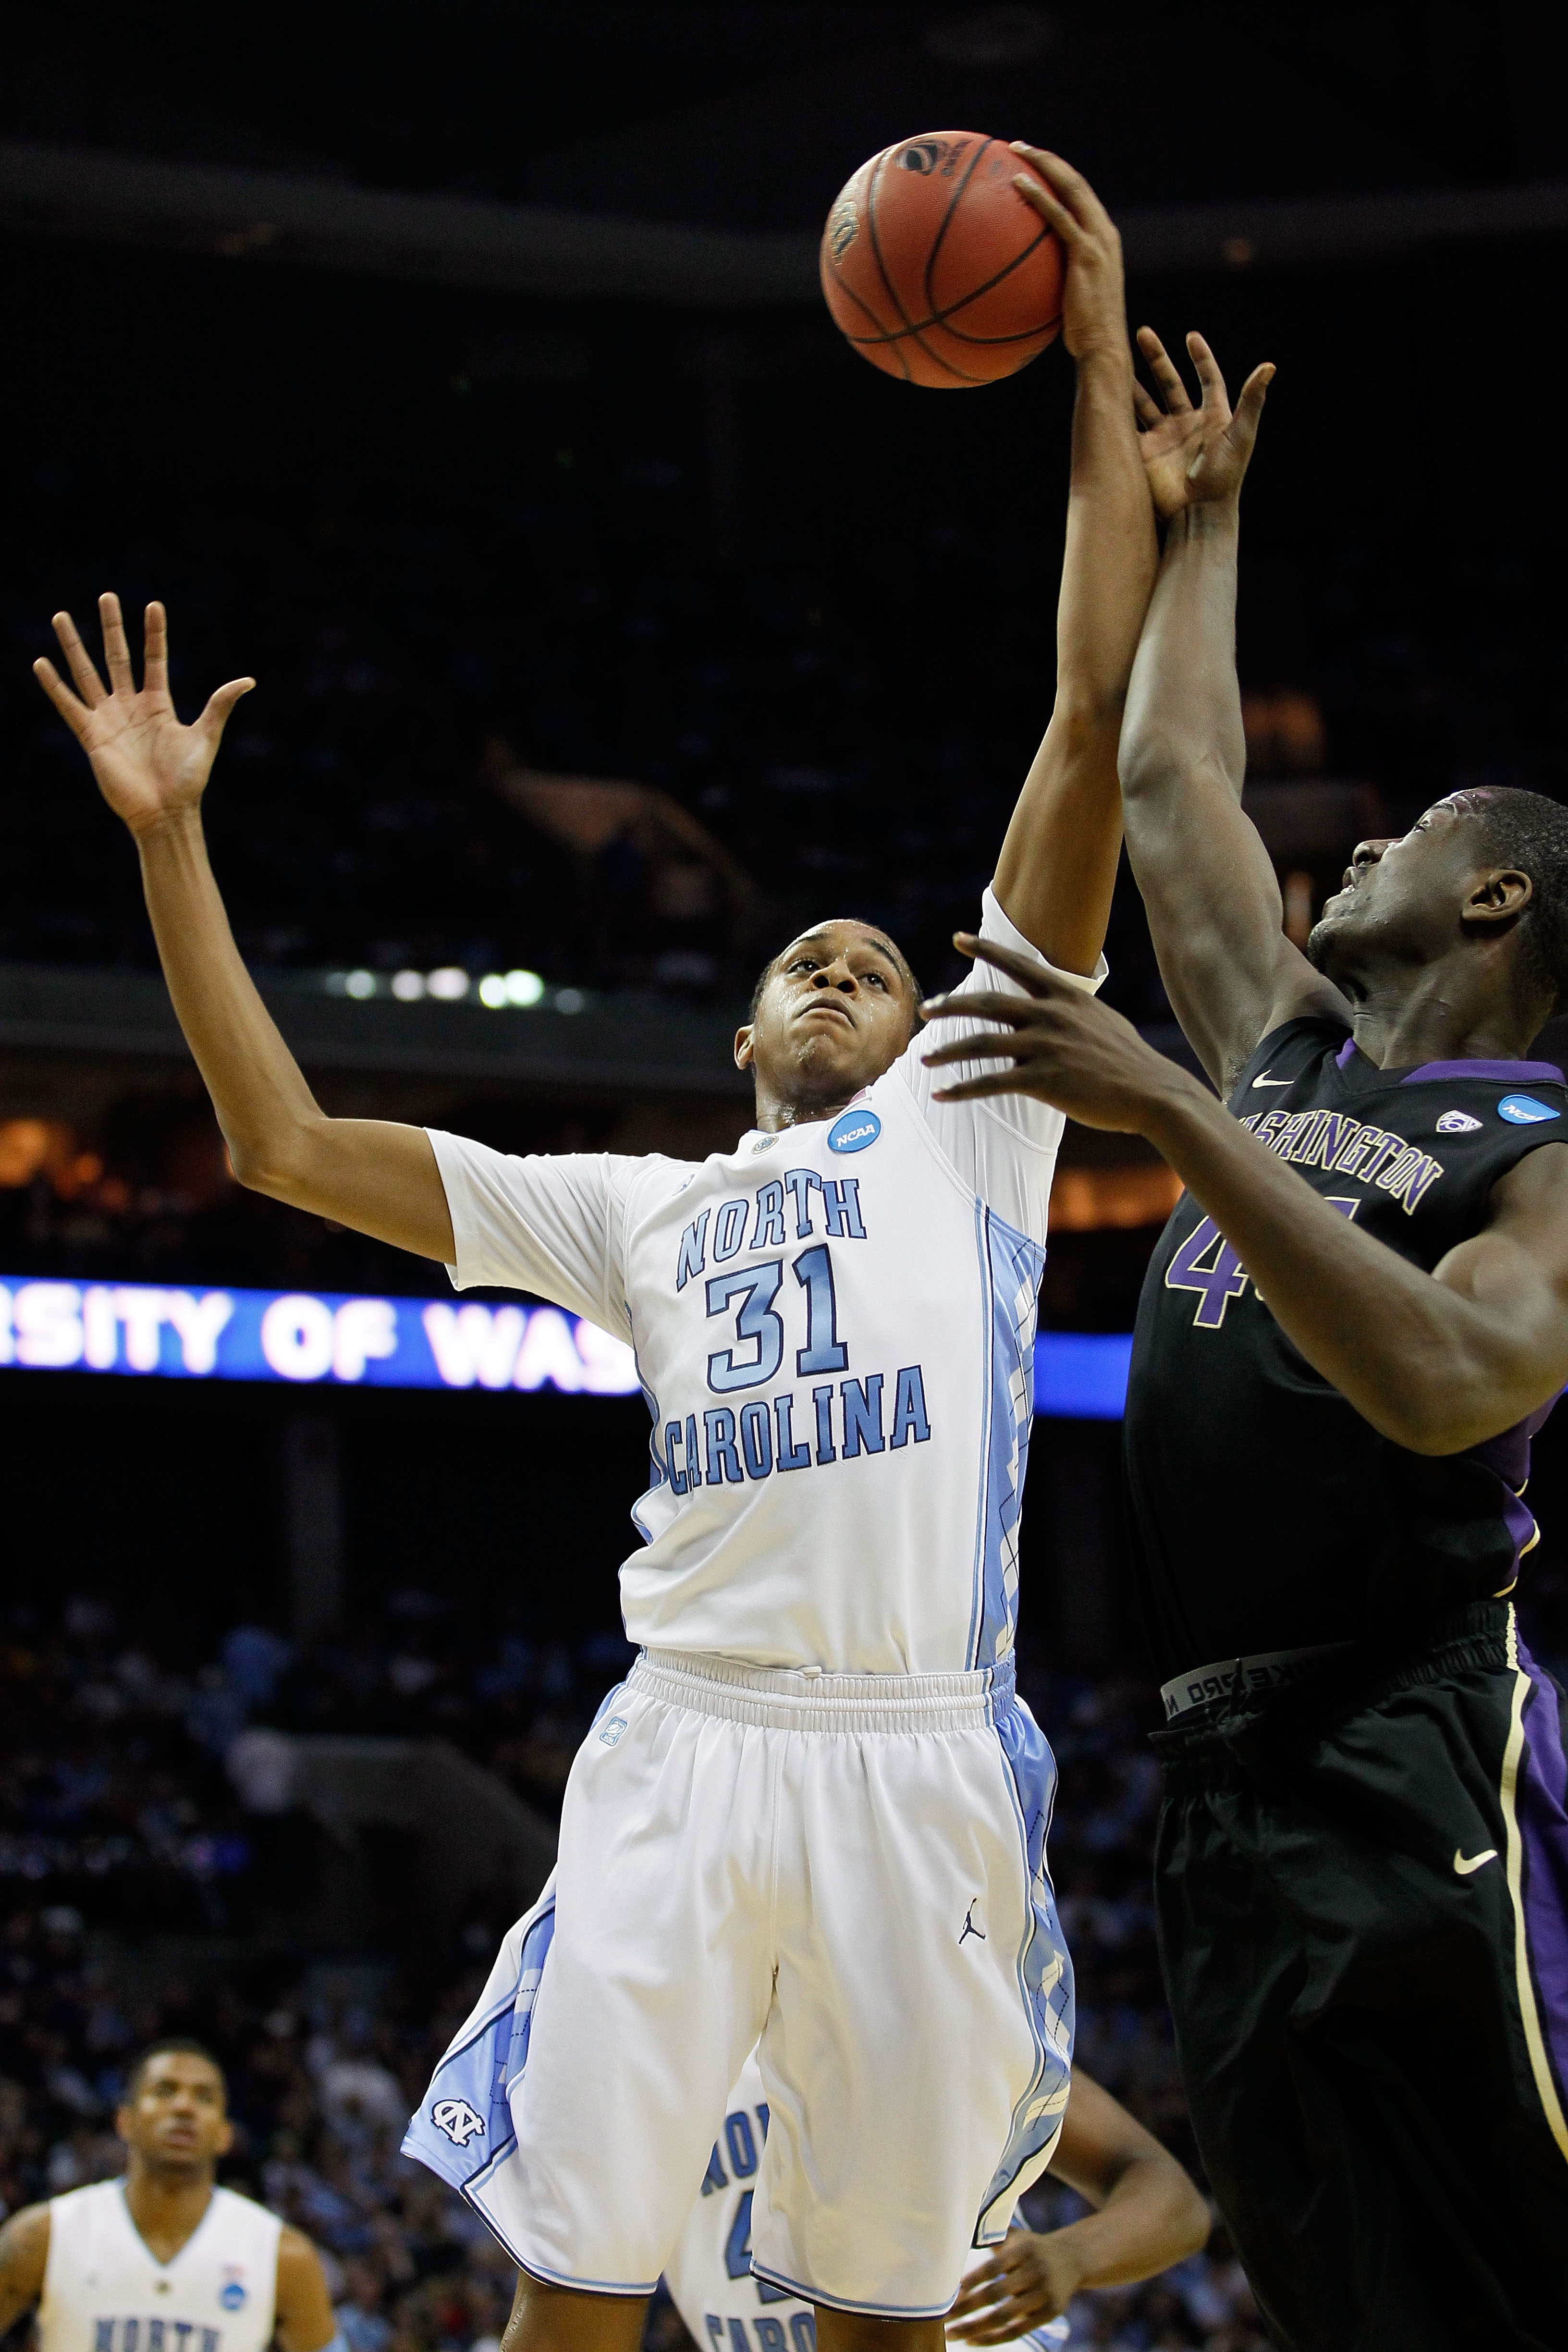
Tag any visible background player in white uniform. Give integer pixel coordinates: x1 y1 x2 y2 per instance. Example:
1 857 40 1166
663 2050 1208 2352
0 2039 337 2352
36 153 1158 2352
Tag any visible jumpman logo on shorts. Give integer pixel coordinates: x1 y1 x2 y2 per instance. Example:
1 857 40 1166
959 1900 986 1947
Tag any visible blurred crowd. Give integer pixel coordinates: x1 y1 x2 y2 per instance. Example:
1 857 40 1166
4 430 1171 1024
0 1590 1274 2350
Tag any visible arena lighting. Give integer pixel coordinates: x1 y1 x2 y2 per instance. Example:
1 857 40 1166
0 1276 1131 1415
324 966 567 1010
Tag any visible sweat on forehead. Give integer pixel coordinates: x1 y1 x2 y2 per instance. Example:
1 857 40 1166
792 921 903 965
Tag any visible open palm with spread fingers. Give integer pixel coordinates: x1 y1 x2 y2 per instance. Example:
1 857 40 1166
1133 329 1274 522
33 596 254 837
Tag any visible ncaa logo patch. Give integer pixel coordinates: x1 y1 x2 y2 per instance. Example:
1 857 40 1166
598 1715 628 1746
219 2274 247 2312
827 1109 880 1154
431 2097 486 2147
1436 1110 1482 1133
1498 1093 1560 1125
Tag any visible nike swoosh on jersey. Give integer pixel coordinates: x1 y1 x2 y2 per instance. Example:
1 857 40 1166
1250 1072 1293 1088
1453 1846 1499 1875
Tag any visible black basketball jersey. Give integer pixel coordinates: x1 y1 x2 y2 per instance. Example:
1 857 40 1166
1124 1016 1568 1680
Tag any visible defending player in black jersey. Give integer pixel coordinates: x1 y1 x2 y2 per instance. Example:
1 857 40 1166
921 338 1568 2351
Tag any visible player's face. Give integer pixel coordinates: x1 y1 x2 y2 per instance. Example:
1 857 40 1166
1307 796 1500 980
737 920 917 1115
116 2051 233 2172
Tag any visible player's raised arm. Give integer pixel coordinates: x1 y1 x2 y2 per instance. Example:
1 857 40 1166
1117 333 1347 1091
34 597 454 1262
986 151 1158 978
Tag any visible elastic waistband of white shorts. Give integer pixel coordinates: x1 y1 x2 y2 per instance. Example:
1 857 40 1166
628 1646 1016 1734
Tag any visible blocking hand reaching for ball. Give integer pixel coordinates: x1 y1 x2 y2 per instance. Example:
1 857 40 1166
1132 327 1275 522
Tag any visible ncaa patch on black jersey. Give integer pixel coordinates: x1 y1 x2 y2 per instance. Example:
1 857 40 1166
1498 1093 1560 1125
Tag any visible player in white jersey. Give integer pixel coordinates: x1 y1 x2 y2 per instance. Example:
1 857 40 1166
36 152 1158 2352
0 2040 337 2352
663 2049 1209 2352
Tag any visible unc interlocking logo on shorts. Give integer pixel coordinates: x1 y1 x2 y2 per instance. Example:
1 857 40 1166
828 1109 880 1153
431 2097 486 2146
599 1715 628 1746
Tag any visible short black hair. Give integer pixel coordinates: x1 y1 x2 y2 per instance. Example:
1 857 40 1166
1467 788 1568 1018
748 925 923 1026
123 2038 228 2103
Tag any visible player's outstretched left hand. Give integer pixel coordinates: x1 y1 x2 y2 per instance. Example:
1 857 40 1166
1009 147 1127 367
1133 329 1274 523
921 935 1189 1136
944 2227 1085 2340
33 595 254 839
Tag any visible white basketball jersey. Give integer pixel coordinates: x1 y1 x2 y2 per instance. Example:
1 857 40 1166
662 2051 1068 2351
38 2180 281 2352
428 889 1100 1675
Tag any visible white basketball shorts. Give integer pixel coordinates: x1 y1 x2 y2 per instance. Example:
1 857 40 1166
404 1648 1074 2318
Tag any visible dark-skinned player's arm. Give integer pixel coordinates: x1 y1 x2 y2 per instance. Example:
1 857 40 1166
0 2204 49 2336
946 2069 1208 2340
1115 331 1348 1092
986 149 1158 978
273 2223 339 2352
921 941 1568 1456
33 597 454 1262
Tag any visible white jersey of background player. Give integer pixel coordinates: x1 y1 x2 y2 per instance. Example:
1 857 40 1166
37 152 1160 2352
660 2049 1207 2352
0 2042 337 2352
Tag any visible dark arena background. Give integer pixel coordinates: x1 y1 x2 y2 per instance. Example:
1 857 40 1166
3 10 1568 2349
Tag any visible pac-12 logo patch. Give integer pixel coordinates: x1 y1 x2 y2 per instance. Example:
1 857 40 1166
828 1110 880 1153
1498 1093 1560 1125
1436 1109 1482 1133
431 2097 486 2146
598 1715 628 1746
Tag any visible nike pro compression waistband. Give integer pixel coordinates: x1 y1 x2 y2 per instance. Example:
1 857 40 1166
1160 1642 1354 1723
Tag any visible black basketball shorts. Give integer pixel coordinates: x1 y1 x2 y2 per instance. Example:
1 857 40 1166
1152 1600 1568 2352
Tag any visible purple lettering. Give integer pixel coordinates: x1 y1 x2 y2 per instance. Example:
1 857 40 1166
1284 1109 1330 1164
1360 1132 1408 1184
1301 1110 1360 1169
1165 1216 1250 1328
1332 1123 1382 1176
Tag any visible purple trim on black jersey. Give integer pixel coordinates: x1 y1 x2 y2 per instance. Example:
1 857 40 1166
1512 1634 1568 2111
1400 1058 1566 1086
1335 1037 1359 1070
1469 1390 1564 1494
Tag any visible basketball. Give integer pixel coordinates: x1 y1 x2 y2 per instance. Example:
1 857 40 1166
820 131 1065 387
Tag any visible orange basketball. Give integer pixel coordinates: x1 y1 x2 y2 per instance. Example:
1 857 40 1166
820 132 1065 388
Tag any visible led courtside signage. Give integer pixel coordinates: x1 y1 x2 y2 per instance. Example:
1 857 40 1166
0 1277 1131 1418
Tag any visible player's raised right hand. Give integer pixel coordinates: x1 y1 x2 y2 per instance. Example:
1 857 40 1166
1009 146 1127 367
1133 329 1273 522
34 595 254 838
